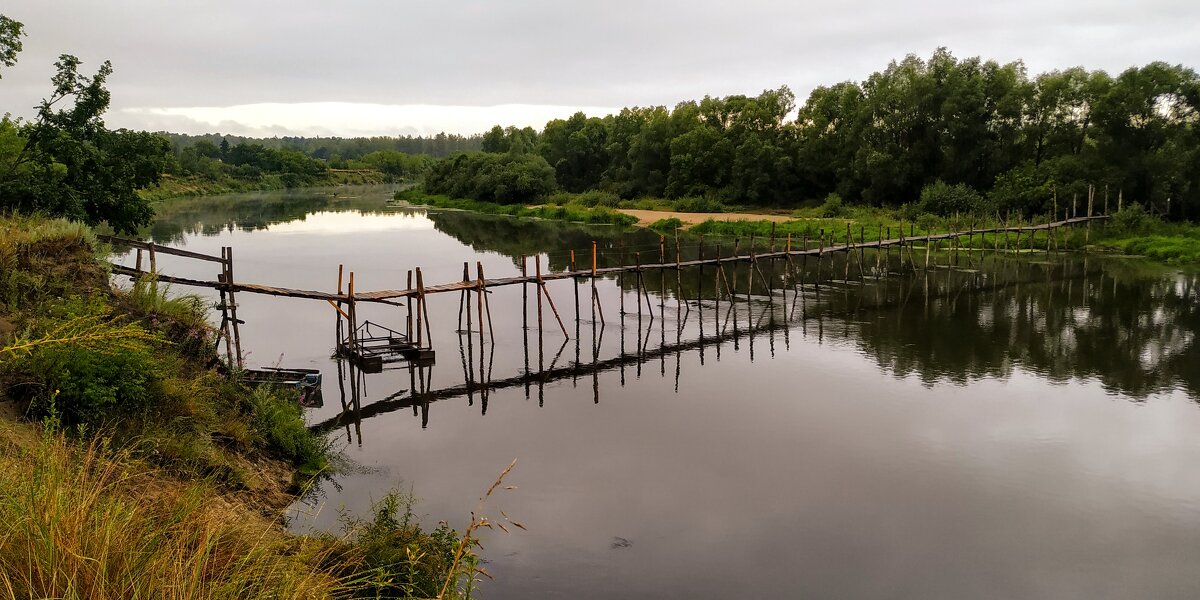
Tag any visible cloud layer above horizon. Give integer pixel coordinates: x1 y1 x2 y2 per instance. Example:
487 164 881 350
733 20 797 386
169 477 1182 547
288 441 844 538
1 0 1197 136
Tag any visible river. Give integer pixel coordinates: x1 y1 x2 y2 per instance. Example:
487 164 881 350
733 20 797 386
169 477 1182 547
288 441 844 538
125 185 1200 599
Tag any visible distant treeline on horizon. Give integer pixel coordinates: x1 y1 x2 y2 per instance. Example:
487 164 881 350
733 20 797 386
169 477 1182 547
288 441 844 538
162 48 1200 218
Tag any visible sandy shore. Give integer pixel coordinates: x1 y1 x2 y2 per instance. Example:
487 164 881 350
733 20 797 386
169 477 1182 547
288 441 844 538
616 209 795 227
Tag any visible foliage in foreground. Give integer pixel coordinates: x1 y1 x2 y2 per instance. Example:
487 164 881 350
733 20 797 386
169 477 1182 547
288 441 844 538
0 214 497 598
0 431 338 599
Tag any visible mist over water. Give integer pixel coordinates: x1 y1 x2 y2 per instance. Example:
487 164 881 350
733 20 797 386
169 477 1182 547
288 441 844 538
125 186 1200 599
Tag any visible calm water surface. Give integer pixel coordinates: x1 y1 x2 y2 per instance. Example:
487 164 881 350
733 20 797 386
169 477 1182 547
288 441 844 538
127 186 1200 599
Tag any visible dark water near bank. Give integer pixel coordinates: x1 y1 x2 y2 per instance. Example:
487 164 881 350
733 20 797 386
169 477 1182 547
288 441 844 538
128 186 1200 599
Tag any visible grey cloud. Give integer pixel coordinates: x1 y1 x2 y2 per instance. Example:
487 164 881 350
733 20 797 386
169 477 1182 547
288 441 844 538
1 0 1197 134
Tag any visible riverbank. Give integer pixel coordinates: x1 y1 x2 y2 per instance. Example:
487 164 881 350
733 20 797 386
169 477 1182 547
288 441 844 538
141 170 387 202
400 188 1198 264
0 215 483 598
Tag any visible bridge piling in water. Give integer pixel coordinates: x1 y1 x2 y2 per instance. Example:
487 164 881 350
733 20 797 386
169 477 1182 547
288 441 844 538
101 214 1108 372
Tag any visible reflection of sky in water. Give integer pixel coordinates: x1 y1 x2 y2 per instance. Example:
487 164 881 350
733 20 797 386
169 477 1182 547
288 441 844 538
135 188 1200 600
265 210 435 235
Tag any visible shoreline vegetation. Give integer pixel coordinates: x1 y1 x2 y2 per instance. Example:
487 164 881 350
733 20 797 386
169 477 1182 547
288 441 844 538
0 215 506 598
398 188 1200 264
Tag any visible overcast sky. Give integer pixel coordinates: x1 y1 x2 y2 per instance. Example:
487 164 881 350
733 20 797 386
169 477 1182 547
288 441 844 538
1 1 1197 137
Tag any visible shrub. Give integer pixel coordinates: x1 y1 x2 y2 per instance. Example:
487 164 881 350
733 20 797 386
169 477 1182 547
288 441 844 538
918 180 987 216
246 385 329 475
649 217 684 233
424 152 557 204
818 193 846 217
331 490 466 599
1108 202 1158 235
572 190 621 208
672 196 727 213
4 297 164 426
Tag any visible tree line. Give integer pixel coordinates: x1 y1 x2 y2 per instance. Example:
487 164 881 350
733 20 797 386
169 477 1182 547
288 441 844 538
429 48 1200 219
162 132 480 163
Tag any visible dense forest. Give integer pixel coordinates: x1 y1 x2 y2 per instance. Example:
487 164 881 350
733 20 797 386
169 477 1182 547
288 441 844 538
159 133 478 187
428 49 1200 219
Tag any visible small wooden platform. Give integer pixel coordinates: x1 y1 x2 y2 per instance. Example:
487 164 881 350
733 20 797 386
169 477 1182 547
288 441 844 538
336 321 434 373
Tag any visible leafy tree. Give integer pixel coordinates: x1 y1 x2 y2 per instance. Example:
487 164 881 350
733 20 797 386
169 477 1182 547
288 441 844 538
0 31 171 233
425 152 556 203
0 14 23 74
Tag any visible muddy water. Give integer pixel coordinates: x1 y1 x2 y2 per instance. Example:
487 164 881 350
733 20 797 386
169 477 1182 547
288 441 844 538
128 186 1200 599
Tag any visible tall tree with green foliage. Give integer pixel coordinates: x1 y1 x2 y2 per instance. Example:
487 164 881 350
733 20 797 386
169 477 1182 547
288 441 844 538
0 15 170 233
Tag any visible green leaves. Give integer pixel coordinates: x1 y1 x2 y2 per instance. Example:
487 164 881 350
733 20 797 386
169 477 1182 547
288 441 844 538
0 18 171 234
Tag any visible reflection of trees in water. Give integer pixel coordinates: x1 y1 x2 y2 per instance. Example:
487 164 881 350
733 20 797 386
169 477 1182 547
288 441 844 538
313 252 1198 437
144 195 1197 415
425 210 662 271
142 186 401 244
831 257 1199 399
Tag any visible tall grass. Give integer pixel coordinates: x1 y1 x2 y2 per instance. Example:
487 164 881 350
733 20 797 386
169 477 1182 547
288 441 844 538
0 430 340 599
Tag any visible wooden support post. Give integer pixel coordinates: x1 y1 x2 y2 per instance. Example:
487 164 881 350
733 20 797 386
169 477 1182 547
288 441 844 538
418 268 432 346
225 247 243 369
535 255 545 334
135 248 143 277
348 271 358 354
1087 185 1095 244
571 249 579 324
335 264 345 347
478 262 494 340
216 264 233 369
591 241 604 324
535 255 569 338
674 230 683 312
748 248 756 302
618 242 625 315
405 270 413 340
414 268 424 348
148 244 158 296
521 255 529 330
458 262 469 331
635 252 643 317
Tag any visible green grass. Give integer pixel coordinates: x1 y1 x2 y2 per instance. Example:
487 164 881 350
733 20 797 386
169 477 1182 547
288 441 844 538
1096 234 1200 264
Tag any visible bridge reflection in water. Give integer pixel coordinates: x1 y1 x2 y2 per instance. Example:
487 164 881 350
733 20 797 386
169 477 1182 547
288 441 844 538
311 250 1199 444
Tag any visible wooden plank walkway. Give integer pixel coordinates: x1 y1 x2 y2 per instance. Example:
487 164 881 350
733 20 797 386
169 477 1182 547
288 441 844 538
109 215 1107 304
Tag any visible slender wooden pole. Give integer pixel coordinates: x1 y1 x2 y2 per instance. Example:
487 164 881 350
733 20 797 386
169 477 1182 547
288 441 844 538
535 255 545 334
148 244 158 296
418 268 432 346
414 268 424 348
348 271 358 353
225 247 243 369
635 252 643 318
591 241 604 325
216 253 233 369
537 255 569 338
619 242 626 315
571 249 579 324
477 262 494 340
405 270 413 340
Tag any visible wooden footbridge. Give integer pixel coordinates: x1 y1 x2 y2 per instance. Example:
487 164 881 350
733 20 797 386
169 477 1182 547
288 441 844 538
102 211 1108 371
